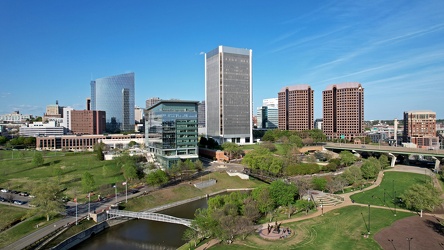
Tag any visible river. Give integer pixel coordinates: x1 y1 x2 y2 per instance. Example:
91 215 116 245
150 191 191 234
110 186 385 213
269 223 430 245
73 197 209 250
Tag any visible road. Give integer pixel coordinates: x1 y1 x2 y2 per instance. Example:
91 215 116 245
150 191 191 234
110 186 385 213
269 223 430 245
2 184 156 250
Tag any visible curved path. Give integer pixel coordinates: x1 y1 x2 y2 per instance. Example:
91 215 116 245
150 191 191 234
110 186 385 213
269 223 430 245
196 165 443 250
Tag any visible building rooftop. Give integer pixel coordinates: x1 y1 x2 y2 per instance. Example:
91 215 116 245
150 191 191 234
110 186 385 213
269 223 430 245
279 84 312 92
405 110 436 114
324 82 362 90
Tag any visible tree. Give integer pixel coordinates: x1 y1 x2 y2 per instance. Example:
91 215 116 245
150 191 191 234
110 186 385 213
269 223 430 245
251 185 274 214
94 142 105 161
342 166 362 185
294 178 312 199
32 151 44 167
122 163 138 181
361 157 381 180
242 197 260 222
339 151 356 167
194 160 203 172
269 180 298 206
127 141 138 148
182 228 199 247
312 177 327 191
29 182 65 221
401 183 442 217
0 136 7 145
222 142 243 160
146 169 169 186
82 172 95 192
260 141 276 152
379 154 390 169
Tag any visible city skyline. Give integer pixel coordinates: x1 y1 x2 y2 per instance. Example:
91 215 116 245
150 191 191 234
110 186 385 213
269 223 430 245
1 0 443 120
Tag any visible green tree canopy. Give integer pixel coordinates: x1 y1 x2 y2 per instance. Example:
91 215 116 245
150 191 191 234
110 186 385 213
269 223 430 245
82 172 95 192
29 182 65 221
401 183 442 217
269 180 298 206
146 169 169 186
339 151 357 167
32 151 44 167
361 157 381 180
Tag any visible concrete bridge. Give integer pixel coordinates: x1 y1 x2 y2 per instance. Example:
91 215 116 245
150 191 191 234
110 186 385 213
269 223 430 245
324 142 444 170
107 209 193 228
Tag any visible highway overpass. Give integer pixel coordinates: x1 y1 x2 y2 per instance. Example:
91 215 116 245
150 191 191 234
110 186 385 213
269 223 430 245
324 143 444 170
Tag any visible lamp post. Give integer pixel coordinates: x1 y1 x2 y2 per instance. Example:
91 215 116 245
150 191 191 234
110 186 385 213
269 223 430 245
368 204 371 235
406 237 413 250
74 197 78 225
114 185 117 204
383 188 386 205
123 181 127 203
321 199 323 216
88 191 92 219
394 190 397 216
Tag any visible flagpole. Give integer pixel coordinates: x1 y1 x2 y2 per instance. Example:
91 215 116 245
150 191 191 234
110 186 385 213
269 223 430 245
88 192 91 219
75 198 78 225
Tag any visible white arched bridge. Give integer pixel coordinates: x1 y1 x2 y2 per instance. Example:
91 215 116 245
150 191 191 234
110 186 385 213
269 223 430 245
107 209 193 228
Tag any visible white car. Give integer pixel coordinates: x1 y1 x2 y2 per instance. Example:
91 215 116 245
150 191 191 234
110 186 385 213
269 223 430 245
1 189 9 193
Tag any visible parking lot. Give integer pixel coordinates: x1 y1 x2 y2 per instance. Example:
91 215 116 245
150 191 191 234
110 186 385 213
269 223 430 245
0 188 31 206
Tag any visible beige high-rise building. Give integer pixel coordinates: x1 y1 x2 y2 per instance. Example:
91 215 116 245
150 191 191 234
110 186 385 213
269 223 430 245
278 84 313 131
323 82 364 140
403 110 439 148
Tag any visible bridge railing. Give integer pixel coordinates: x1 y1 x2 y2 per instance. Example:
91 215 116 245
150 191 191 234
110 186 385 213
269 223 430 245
107 209 192 227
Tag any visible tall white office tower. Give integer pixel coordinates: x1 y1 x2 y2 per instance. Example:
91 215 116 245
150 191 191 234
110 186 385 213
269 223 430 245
205 46 253 144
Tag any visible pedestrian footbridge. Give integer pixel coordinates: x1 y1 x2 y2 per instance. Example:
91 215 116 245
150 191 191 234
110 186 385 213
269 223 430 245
107 209 193 228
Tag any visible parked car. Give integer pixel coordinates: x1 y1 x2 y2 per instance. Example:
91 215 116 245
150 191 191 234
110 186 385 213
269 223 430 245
1 189 9 193
13 200 24 205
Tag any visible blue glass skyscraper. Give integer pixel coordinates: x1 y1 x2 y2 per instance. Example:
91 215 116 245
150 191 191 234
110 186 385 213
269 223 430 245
90 72 135 133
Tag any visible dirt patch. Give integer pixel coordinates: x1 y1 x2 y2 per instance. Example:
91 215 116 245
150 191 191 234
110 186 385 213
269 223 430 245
375 215 444 250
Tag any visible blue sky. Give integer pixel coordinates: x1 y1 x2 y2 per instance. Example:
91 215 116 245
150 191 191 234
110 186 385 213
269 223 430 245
1 0 443 120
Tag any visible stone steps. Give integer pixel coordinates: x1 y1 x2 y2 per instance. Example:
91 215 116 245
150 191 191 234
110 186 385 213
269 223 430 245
309 191 344 206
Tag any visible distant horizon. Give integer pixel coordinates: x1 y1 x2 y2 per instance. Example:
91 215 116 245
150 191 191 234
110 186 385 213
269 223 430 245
1 1 443 120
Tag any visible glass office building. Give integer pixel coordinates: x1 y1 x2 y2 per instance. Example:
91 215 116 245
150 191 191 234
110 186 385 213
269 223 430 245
90 72 135 133
145 100 199 169
205 46 253 144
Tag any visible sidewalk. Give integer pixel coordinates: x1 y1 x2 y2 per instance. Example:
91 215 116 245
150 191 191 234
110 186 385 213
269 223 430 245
197 166 438 249
2 185 154 250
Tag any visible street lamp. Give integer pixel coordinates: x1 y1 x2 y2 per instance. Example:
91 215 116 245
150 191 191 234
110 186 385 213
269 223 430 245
88 191 92 219
321 199 323 216
114 185 117 204
406 237 413 250
368 204 371 235
394 190 397 216
383 189 386 205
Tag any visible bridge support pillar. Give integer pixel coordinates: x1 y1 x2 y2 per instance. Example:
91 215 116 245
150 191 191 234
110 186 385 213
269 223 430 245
432 157 441 173
388 153 396 168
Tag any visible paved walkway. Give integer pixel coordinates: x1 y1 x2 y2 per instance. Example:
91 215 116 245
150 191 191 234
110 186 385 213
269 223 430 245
196 165 443 250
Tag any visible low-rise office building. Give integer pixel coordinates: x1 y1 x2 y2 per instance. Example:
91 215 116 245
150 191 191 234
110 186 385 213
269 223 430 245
20 121 65 137
145 100 199 169
36 134 144 151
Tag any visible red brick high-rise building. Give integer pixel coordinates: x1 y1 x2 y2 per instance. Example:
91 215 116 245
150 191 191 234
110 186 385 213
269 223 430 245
323 82 364 140
278 84 314 131
403 110 438 148
71 110 106 135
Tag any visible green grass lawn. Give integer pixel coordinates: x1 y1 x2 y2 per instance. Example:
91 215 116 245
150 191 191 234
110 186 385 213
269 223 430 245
350 171 431 208
0 203 28 232
123 172 264 211
0 215 61 248
44 218 96 249
210 206 413 250
0 151 128 202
